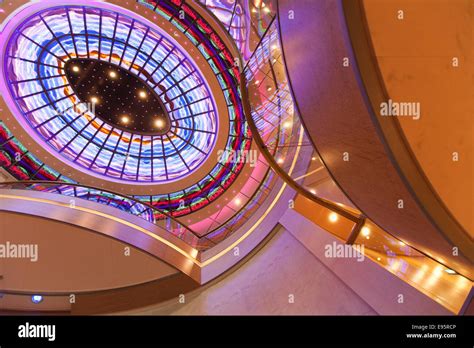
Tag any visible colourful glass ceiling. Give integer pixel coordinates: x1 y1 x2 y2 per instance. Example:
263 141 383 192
6 6 217 183
1 1 254 223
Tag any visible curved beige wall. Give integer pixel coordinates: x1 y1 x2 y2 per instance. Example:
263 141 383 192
363 0 473 235
0 212 178 293
120 228 377 315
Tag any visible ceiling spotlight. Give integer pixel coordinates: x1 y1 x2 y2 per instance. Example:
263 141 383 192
267 86 272 91
235 198 242 206
72 65 80 72
121 115 130 124
282 121 291 128
309 189 316 194
138 90 147 99
445 269 456 275
329 212 338 223
361 226 371 237
109 71 117 78
154 118 165 129
90 96 99 104
277 157 284 164
311 157 317 161
31 295 43 304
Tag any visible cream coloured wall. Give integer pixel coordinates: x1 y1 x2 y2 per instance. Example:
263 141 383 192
0 211 178 293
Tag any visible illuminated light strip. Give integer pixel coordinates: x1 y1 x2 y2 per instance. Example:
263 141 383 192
200 127 304 267
293 166 325 181
0 193 200 262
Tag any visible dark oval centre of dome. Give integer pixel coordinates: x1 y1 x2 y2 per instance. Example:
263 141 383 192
64 59 170 135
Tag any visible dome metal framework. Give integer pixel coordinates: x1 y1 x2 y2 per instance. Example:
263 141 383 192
6 5 218 183
1 1 254 221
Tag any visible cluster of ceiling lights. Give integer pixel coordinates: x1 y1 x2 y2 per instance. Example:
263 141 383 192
70 64 168 132
118 114 166 130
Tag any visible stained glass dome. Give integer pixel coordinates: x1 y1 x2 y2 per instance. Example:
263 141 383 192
5 5 218 183
1 1 252 220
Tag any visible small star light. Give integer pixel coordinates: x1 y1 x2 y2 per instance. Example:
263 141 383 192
155 118 165 129
121 115 130 124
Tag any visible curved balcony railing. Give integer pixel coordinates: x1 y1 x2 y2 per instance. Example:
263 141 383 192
241 16 362 224
0 180 215 250
0 166 280 250
239 9 474 284
0 116 279 250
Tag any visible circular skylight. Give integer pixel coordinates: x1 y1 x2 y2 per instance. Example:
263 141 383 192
5 5 218 183
1 1 252 222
